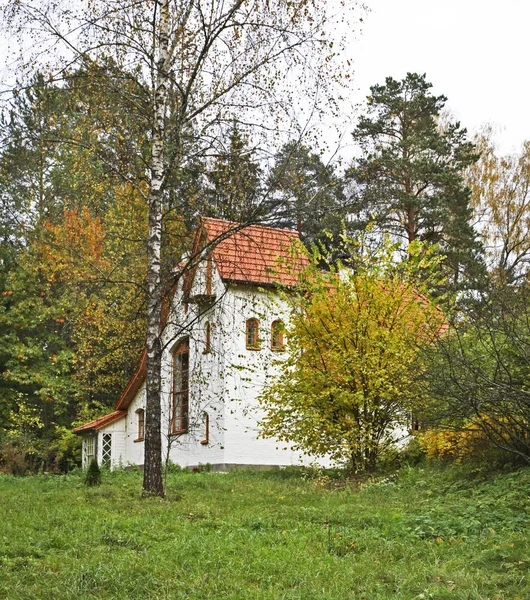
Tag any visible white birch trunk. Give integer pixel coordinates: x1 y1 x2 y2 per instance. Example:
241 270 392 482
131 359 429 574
143 0 171 497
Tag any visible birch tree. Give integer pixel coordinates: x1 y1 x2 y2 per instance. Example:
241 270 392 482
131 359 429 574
467 130 530 285
3 0 356 495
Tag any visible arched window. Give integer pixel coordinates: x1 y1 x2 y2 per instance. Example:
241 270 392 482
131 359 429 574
246 318 260 349
201 412 209 446
271 320 285 351
135 409 145 441
172 338 189 434
203 321 211 354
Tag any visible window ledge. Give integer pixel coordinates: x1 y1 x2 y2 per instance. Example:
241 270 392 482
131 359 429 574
246 346 261 351
170 429 188 436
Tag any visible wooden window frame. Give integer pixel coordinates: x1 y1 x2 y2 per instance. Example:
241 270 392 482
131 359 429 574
101 433 112 467
135 408 145 442
171 339 189 435
203 321 211 354
246 318 260 350
270 320 286 351
83 435 95 466
206 255 213 295
200 412 209 446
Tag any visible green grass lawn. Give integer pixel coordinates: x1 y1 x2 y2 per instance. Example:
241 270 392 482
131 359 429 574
1 464 529 600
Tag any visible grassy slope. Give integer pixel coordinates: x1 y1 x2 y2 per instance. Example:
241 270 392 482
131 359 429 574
1 465 529 600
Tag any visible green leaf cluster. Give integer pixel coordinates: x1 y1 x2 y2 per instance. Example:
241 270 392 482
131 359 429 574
260 237 444 472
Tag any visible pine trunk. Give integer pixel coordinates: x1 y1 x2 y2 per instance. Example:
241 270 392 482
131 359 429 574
143 0 170 498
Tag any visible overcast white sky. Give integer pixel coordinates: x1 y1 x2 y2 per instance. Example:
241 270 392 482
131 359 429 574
1 0 528 157
348 0 530 155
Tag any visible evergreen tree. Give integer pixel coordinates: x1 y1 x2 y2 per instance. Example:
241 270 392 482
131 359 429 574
203 124 262 222
0 66 149 225
268 141 346 246
84 458 102 486
347 73 484 293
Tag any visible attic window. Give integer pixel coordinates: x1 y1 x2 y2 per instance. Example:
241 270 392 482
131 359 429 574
271 320 285 351
135 409 145 442
246 318 260 350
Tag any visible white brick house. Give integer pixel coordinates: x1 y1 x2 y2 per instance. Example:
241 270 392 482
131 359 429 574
74 218 322 471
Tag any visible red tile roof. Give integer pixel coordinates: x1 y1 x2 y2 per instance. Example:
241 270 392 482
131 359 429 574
74 410 127 433
114 350 146 411
200 217 309 286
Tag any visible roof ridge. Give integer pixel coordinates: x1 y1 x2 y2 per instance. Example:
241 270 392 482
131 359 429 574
201 216 299 236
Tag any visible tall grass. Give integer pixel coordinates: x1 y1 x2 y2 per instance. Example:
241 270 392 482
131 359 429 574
1 465 529 599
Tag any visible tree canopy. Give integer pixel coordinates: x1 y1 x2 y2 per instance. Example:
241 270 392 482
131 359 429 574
268 141 347 246
423 283 530 465
347 73 484 294
467 130 530 285
260 238 444 472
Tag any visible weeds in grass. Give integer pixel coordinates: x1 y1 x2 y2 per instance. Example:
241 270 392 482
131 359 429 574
84 458 101 486
1 465 530 599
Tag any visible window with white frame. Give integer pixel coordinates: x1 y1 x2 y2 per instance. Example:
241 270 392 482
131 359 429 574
102 433 112 467
83 435 95 467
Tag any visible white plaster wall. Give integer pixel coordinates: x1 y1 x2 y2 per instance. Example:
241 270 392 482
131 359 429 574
95 418 127 469
125 384 147 466
117 259 334 470
158 263 227 468
219 285 332 467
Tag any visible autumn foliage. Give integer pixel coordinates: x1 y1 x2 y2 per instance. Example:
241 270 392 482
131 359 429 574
260 240 444 472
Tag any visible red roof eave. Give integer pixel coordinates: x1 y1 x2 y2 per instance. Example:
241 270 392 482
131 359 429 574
114 350 147 411
74 410 127 434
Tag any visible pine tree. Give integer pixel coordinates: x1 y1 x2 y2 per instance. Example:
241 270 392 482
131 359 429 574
268 142 346 246
203 125 262 222
347 73 484 294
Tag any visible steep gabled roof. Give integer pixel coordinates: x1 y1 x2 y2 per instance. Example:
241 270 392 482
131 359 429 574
114 350 146 411
200 217 308 286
